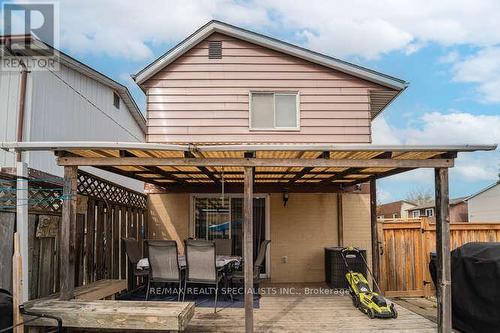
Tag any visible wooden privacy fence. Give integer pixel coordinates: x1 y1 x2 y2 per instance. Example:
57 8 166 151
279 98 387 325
378 218 500 297
0 171 147 298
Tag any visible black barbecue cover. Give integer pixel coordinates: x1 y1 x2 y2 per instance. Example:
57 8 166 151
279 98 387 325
429 242 500 333
0 288 13 332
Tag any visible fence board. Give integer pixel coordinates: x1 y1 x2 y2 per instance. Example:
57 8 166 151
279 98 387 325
75 213 85 286
85 199 96 284
95 202 105 280
112 206 120 279
379 218 500 297
0 212 15 292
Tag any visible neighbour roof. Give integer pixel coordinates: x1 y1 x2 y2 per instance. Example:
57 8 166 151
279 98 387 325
0 35 146 133
1 141 496 192
466 181 500 201
406 197 469 211
133 21 408 114
377 200 416 216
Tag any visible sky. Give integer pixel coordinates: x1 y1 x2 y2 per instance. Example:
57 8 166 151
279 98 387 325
1 0 499 203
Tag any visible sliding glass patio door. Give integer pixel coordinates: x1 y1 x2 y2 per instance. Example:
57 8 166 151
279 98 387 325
192 195 268 274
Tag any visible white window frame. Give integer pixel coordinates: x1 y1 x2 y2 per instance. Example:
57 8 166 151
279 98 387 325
249 91 300 131
412 210 421 218
425 208 434 217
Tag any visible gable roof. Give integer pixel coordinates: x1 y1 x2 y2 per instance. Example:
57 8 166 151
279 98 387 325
377 200 417 216
406 197 468 211
466 181 500 201
133 21 408 117
1 35 146 133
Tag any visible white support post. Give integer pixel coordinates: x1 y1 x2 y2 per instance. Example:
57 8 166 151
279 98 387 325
16 161 29 302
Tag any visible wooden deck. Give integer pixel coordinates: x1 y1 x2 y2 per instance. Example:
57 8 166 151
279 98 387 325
185 286 437 332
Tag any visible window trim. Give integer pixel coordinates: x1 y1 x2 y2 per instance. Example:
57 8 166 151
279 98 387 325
425 208 434 217
412 210 421 218
249 91 300 131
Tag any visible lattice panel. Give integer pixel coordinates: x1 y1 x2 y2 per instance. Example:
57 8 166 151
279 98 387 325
77 171 146 210
0 178 63 213
1 171 147 213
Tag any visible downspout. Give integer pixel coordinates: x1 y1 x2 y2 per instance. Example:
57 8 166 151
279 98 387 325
16 60 29 162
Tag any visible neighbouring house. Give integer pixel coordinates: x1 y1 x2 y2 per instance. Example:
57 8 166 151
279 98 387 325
133 20 407 283
377 200 417 219
0 35 146 191
466 180 500 222
406 197 469 222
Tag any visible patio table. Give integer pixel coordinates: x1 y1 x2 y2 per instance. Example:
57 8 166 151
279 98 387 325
137 255 241 270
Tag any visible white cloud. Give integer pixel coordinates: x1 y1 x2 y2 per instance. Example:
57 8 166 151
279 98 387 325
451 48 500 103
9 0 500 62
372 112 500 182
51 0 270 60
439 50 460 64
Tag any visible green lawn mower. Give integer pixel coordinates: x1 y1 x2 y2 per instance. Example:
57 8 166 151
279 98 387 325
341 247 397 319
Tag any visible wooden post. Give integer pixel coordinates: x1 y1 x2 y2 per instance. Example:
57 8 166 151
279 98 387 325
12 233 23 333
60 166 78 300
337 193 343 246
243 166 254 333
16 162 29 302
369 179 380 286
435 168 452 332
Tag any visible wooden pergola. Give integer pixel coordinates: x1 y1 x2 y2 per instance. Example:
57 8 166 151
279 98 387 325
2 141 496 333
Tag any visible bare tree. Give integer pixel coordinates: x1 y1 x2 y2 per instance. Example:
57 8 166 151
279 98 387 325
406 187 433 205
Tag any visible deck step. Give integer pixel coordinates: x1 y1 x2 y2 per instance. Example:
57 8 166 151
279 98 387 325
24 299 195 331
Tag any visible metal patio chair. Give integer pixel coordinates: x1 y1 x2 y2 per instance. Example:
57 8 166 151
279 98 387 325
122 238 149 289
230 240 270 285
182 239 225 313
145 240 184 301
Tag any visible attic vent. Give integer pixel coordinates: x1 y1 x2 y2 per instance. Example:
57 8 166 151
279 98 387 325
208 41 222 59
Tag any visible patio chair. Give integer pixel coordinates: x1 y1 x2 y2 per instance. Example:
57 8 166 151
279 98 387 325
182 239 225 313
145 240 184 301
215 238 232 256
230 240 270 285
122 238 149 289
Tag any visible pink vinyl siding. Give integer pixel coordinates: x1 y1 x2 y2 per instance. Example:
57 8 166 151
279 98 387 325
144 32 392 144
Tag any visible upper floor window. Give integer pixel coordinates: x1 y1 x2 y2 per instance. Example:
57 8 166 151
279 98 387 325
113 92 120 109
250 92 299 130
425 208 434 217
412 210 420 218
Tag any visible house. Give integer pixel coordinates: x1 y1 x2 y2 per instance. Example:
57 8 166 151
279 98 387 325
132 20 408 284
467 180 500 222
1 21 496 332
405 197 469 222
0 35 146 191
377 200 417 219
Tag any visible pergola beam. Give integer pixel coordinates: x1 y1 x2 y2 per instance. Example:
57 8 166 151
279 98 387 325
57 157 454 168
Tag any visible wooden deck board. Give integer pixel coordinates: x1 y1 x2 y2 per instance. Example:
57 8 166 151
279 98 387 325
185 294 437 332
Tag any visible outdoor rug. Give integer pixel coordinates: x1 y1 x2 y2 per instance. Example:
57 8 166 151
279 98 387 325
118 283 260 309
